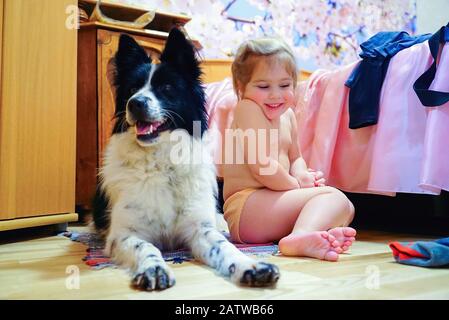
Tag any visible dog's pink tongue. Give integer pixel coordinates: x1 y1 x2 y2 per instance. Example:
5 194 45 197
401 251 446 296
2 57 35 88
136 121 163 135
152 121 162 130
136 122 152 135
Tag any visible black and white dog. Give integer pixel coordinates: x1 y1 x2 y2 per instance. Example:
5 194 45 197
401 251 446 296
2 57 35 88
92 28 280 291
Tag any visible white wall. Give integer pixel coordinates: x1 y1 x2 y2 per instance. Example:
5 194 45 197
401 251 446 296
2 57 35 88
416 0 449 34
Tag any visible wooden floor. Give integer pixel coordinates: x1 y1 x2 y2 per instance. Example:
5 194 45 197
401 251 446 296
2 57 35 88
1 224 448 300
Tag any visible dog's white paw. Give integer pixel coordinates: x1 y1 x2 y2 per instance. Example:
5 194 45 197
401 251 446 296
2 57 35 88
132 263 176 291
230 261 280 287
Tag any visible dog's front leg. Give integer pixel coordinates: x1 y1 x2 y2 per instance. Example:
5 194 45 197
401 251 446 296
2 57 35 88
106 233 176 291
189 222 280 287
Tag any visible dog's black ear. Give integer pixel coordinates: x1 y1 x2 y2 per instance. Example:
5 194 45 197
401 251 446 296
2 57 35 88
112 34 151 131
160 28 201 79
115 34 151 72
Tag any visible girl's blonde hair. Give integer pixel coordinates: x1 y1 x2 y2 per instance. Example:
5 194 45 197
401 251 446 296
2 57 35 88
231 37 297 99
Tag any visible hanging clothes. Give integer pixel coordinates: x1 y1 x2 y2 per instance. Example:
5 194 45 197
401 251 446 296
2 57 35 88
415 24 449 194
368 31 449 195
413 23 449 107
345 31 431 129
296 27 449 195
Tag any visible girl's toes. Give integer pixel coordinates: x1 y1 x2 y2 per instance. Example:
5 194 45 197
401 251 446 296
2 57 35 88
344 227 357 237
323 250 339 261
320 232 329 239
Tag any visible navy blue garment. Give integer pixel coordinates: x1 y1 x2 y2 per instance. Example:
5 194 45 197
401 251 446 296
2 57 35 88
413 23 449 107
345 31 431 129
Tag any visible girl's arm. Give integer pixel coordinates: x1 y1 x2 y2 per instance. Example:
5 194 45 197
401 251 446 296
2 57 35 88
251 158 300 191
233 100 299 191
287 109 315 188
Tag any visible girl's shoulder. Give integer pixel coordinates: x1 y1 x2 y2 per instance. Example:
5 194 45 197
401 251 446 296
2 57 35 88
235 98 261 110
234 98 265 119
232 99 269 129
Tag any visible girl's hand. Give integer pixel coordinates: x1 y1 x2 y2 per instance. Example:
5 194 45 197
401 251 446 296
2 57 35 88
295 171 316 188
308 169 326 187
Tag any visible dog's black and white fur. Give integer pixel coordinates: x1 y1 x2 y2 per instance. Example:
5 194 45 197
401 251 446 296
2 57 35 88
92 28 280 291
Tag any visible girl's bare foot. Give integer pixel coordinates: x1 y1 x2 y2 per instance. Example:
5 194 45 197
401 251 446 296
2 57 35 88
327 227 356 252
278 231 341 261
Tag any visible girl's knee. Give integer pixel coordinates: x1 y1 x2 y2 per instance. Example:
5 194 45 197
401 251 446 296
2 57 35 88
348 200 355 216
326 188 354 218
345 200 355 226
325 187 347 201
320 186 338 194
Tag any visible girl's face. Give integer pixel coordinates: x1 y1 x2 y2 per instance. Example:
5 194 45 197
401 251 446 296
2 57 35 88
241 58 295 120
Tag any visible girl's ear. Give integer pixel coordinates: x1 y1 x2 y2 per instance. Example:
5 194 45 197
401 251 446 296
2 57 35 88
236 81 245 99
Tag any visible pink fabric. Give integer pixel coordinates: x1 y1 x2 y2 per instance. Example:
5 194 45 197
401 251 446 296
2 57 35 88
368 41 449 195
205 77 237 178
295 62 391 195
204 42 449 194
420 43 449 193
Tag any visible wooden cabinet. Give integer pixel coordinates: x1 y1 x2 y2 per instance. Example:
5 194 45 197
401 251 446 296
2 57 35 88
0 0 78 231
200 59 232 83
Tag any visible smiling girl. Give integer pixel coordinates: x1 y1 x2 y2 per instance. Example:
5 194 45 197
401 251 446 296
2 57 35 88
222 37 356 261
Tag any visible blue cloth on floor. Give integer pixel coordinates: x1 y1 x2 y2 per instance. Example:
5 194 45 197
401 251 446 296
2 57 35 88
345 31 431 129
389 237 449 267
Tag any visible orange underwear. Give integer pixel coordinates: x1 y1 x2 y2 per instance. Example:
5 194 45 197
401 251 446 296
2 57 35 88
223 188 258 243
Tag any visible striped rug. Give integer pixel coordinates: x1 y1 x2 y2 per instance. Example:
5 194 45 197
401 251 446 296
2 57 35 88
62 231 280 269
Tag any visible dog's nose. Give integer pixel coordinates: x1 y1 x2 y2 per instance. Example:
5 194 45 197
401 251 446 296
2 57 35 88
128 96 147 112
128 96 153 120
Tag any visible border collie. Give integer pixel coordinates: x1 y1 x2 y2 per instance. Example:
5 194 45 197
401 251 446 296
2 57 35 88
92 28 279 291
